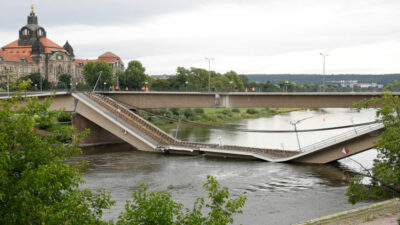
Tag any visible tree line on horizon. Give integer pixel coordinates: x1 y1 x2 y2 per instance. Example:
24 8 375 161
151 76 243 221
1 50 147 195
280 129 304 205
6 60 400 92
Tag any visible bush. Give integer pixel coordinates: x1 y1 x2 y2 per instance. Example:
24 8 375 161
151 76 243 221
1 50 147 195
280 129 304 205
194 108 205 114
117 175 246 225
232 108 240 113
183 108 194 118
169 108 180 116
57 111 71 122
222 109 231 115
246 108 258 114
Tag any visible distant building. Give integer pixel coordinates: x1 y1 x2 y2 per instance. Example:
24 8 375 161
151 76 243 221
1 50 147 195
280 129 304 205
0 5 124 85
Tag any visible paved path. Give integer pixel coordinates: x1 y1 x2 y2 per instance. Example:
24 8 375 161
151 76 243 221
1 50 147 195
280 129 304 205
361 213 400 225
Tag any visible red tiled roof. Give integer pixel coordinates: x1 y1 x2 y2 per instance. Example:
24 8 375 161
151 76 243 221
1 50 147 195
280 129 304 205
97 51 122 63
75 59 97 66
0 37 65 63
0 48 34 62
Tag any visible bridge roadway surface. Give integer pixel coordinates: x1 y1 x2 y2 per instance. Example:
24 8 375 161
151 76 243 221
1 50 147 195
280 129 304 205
9 91 400 111
72 93 384 164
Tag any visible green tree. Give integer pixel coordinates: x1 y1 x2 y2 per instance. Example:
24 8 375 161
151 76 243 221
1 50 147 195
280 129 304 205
0 81 114 224
346 82 400 204
83 61 113 90
119 60 147 90
56 73 72 89
23 73 51 90
224 71 244 91
117 175 246 225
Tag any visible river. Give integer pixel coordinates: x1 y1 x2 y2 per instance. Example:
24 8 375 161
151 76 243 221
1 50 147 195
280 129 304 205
73 108 378 225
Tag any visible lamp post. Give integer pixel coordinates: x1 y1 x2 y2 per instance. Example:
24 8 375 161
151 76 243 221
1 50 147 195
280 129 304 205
320 53 328 92
290 116 313 152
6 67 9 97
229 80 233 92
92 71 103 92
205 57 214 92
185 81 188 92
103 82 107 91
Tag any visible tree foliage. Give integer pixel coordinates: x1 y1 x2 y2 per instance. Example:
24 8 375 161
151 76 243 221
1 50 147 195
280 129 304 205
56 73 72 89
119 60 147 89
83 61 114 90
117 175 246 225
346 82 400 204
22 73 52 90
0 80 114 224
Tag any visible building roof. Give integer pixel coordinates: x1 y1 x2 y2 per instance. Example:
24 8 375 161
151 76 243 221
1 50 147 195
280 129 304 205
75 59 97 66
75 51 123 67
0 37 66 63
2 37 64 53
97 51 122 63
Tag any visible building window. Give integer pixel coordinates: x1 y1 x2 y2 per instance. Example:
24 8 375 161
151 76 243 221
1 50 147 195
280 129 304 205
37 29 44 37
22 28 29 36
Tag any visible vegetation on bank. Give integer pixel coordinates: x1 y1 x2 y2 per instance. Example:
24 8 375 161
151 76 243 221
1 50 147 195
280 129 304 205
346 82 400 204
138 107 300 129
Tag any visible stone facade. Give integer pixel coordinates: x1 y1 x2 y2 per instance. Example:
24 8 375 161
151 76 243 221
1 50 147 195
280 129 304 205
0 5 124 86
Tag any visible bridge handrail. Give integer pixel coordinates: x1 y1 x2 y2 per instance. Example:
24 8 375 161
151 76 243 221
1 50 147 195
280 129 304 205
300 123 384 153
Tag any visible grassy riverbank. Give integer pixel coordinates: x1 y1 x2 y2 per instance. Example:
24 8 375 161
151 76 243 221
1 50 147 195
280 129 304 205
295 198 400 225
138 107 302 130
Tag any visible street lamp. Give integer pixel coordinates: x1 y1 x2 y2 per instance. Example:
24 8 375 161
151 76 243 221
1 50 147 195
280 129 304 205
290 116 313 152
285 80 289 93
205 57 214 92
103 82 107 91
92 71 103 92
185 81 188 92
229 80 233 92
320 53 328 92
6 67 9 97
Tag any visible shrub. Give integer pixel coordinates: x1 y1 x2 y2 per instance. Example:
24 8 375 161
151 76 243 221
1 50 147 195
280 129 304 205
169 108 180 116
246 108 258 114
194 108 205 114
57 111 71 122
232 108 240 113
183 108 194 118
222 109 231 115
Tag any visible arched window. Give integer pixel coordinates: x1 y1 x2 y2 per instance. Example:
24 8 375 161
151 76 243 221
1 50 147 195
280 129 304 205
37 29 44 37
22 28 30 36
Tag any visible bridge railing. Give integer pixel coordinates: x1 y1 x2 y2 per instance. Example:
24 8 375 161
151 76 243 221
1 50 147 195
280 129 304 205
300 123 384 153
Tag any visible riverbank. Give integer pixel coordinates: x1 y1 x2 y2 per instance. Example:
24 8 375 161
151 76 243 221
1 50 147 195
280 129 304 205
295 198 400 225
139 107 306 130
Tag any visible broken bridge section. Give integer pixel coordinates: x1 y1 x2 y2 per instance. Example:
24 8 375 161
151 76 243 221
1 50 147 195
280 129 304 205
71 93 383 164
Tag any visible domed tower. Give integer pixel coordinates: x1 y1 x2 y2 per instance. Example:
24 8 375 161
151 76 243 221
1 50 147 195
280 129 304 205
18 4 47 46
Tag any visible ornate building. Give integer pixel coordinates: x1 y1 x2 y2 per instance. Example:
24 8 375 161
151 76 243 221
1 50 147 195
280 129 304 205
0 5 124 86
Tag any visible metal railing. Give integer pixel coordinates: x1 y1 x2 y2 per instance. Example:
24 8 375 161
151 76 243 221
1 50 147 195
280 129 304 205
300 123 384 153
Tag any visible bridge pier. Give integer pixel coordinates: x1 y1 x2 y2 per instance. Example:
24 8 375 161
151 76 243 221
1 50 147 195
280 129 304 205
72 113 127 147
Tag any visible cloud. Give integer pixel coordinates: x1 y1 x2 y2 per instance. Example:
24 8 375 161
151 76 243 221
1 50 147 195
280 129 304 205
1 0 399 74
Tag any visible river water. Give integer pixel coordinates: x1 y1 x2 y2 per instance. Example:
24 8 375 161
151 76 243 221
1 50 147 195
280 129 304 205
73 108 379 225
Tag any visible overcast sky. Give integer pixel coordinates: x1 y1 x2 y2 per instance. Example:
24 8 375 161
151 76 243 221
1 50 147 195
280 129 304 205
1 0 399 75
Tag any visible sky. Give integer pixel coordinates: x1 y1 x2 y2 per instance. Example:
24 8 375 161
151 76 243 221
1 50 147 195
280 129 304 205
0 0 399 75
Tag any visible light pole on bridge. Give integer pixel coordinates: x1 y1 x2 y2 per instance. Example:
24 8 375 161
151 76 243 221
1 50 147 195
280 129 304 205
205 57 214 92
290 116 313 152
320 53 328 92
